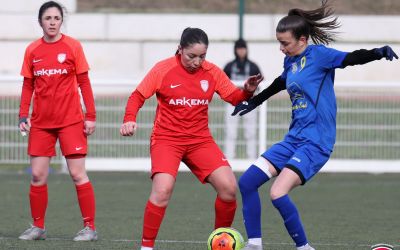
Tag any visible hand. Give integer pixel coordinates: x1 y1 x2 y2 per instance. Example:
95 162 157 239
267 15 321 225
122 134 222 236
244 73 264 93
84 120 96 136
120 121 137 136
375 46 398 61
19 117 31 136
231 99 257 116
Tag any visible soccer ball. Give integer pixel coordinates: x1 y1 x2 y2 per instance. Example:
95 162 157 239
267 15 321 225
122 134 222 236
207 227 245 250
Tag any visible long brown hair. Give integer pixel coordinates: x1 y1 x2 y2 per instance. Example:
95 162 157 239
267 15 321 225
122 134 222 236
276 0 340 45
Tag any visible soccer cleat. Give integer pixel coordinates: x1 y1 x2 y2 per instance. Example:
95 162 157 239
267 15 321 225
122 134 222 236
297 243 315 250
18 225 47 240
73 226 98 241
243 243 263 250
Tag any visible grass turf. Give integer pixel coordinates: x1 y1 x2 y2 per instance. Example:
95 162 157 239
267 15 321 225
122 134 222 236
0 171 399 249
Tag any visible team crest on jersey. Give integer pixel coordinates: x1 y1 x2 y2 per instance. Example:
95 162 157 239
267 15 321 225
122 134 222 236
291 62 298 73
200 80 209 92
57 53 66 63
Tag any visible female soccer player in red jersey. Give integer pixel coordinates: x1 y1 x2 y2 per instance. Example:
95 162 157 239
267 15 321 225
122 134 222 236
18 1 97 241
120 27 263 250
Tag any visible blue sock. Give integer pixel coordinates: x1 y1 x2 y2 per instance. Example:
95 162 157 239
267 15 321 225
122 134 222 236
238 165 270 239
272 194 308 247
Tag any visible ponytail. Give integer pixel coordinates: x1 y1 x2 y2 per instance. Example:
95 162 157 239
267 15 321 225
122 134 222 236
277 0 340 45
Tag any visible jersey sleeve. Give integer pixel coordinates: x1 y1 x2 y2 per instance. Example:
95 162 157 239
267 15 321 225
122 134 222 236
20 47 33 78
123 89 146 122
73 41 90 74
212 65 239 99
314 45 348 69
19 77 34 118
211 65 253 105
77 72 96 121
136 64 164 98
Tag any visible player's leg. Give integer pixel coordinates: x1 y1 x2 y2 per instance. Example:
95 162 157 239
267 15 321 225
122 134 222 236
207 166 238 228
140 140 183 250
185 139 237 228
59 122 97 241
270 145 329 250
65 156 97 241
270 168 305 248
239 157 276 249
141 173 175 249
240 142 294 249
224 104 239 159
19 127 56 240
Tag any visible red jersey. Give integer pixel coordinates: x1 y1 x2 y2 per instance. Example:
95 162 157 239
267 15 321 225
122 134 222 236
124 55 252 143
20 34 95 128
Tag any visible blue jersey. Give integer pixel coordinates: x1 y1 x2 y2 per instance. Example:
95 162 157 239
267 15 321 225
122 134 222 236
281 45 347 151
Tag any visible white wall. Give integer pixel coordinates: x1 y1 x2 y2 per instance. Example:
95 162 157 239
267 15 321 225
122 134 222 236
0 0 76 13
1 11 399 84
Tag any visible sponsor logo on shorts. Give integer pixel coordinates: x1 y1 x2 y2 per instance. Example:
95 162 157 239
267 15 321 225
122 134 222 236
292 157 301 163
75 147 83 151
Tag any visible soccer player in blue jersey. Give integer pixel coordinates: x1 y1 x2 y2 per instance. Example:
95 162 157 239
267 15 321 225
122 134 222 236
232 1 398 250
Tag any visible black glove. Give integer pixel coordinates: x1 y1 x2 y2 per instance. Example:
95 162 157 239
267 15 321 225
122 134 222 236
231 100 257 116
375 45 398 61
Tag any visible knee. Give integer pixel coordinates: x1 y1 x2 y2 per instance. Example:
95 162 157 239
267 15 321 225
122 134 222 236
69 169 88 184
269 186 286 200
151 186 174 206
31 169 48 185
238 174 256 194
217 182 237 201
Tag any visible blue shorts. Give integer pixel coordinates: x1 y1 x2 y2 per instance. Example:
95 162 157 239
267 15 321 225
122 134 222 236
262 141 331 184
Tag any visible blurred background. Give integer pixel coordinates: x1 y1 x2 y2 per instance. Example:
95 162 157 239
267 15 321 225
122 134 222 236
1 0 399 172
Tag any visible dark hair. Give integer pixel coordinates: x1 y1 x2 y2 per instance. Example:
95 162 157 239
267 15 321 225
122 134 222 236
234 38 247 49
276 0 339 45
175 27 209 55
234 38 248 60
38 1 64 22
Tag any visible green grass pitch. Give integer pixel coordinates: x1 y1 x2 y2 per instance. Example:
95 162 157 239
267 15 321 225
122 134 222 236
0 170 399 249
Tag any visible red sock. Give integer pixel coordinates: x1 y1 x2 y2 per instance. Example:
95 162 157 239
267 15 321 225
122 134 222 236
214 196 237 229
30 184 48 229
75 181 96 230
141 200 167 248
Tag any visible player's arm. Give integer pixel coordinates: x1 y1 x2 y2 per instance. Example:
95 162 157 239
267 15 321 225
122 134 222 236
121 62 161 136
232 76 286 116
341 45 398 67
19 77 34 135
120 89 145 136
77 72 96 135
216 66 263 105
